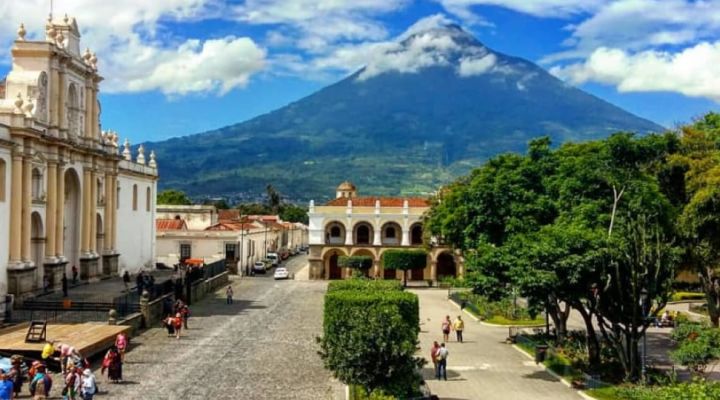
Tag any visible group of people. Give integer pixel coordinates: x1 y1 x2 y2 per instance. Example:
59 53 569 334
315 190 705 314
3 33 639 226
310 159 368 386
431 315 465 381
129 270 156 296
40 265 78 297
162 299 191 339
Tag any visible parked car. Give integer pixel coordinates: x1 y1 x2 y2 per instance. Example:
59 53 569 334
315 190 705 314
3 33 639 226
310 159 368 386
280 249 290 260
253 261 267 274
274 267 290 280
266 253 280 266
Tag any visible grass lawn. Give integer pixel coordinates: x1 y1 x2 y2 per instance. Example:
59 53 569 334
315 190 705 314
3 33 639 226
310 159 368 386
485 315 545 326
584 387 622 400
670 291 705 302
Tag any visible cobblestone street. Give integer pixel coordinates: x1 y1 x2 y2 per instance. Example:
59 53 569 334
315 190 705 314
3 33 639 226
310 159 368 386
93 256 344 400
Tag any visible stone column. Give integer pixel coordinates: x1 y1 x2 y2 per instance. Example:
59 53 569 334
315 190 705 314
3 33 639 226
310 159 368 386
81 168 91 253
50 68 59 126
9 153 23 262
45 160 57 258
373 228 381 246
84 86 93 138
431 260 438 282
58 65 67 132
55 163 65 257
401 228 410 246
110 175 117 251
92 88 99 138
104 172 112 251
21 156 31 262
345 219 353 245
89 169 97 253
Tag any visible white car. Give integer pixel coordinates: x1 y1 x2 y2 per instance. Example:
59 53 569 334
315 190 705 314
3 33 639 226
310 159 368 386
274 267 290 280
267 253 280 266
253 261 267 274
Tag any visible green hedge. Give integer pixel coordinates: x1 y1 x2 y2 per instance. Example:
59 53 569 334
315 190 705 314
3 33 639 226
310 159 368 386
327 280 404 293
320 289 422 397
382 250 427 270
611 381 720 400
670 292 705 302
339 256 374 270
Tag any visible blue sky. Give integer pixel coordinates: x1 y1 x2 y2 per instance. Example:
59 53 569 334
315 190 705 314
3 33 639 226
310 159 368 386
1 0 718 143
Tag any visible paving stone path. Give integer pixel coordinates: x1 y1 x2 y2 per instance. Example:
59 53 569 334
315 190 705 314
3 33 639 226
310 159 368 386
91 256 344 400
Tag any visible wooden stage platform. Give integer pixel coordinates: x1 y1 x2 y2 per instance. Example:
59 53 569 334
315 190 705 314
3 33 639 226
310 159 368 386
0 323 131 359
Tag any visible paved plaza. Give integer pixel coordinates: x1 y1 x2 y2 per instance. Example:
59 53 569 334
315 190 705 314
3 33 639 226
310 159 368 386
411 289 582 400
89 256 344 400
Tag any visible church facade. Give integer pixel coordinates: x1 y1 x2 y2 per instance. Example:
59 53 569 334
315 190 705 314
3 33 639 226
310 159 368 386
307 182 462 281
0 15 157 301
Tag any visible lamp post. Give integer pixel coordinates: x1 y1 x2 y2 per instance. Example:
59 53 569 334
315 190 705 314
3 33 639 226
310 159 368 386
263 221 268 260
240 225 247 276
639 288 649 384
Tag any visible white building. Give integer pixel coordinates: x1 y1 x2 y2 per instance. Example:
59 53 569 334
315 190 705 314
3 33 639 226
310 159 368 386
308 182 462 281
0 15 157 300
155 207 308 274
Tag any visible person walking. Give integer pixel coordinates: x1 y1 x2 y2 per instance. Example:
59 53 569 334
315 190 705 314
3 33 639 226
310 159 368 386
61 273 68 298
29 364 52 400
115 333 128 362
71 265 78 284
180 303 190 329
435 343 449 381
63 361 80 400
122 271 130 293
441 315 451 343
101 346 122 383
453 315 464 343
430 341 440 378
226 285 234 305
173 312 183 339
80 368 96 400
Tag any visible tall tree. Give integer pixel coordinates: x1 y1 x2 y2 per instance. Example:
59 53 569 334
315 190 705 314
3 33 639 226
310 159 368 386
266 184 281 214
157 189 192 205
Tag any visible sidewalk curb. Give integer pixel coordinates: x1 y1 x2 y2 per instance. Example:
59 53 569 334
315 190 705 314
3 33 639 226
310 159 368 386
510 344 594 400
447 298 480 321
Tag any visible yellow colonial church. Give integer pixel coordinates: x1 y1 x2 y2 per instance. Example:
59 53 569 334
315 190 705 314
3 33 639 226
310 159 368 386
0 15 157 302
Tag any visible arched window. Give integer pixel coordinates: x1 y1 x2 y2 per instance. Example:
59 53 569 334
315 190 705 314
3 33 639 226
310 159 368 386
411 224 423 245
330 226 341 237
67 83 80 137
146 187 151 211
385 227 396 238
132 184 138 211
31 168 42 200
0 159 6 202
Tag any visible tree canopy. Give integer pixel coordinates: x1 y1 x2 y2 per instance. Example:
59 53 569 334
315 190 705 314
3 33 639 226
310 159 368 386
157 189 192 205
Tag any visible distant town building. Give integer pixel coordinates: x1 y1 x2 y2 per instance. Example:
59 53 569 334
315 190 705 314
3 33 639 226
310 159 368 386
155 205 308 273
0 15 157 300
307 182 462 281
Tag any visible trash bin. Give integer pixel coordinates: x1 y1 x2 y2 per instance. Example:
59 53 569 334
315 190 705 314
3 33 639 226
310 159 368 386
535 344 549 364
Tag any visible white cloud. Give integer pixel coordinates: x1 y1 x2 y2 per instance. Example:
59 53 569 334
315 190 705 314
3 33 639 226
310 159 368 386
122 37 265 95
550 42 720 102
458 53 496 76
0 0 266 96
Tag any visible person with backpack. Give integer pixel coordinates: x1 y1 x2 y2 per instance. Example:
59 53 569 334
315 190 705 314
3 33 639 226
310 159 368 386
435 343 449 381
63 361 81 399
430 341 440 378
29 363 52 400
441 315 451 342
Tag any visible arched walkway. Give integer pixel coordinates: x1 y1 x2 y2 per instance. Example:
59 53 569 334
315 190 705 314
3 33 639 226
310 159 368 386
437 252 456 279
381 222 402 246
31 211 44 268
353 222 374 245
324 221 345 245
324 249 345 280
350 248 374 278
410 223 423 245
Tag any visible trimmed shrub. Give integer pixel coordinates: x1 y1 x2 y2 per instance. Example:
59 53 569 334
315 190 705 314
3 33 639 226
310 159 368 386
319 289 422 397
382 250 428 286
327 280 403 293
339 255 374 270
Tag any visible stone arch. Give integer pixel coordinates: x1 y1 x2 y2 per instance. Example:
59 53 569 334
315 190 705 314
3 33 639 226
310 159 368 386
410 223 423 245
323 248 348 280
63 168 81 271
353 221 374 245
324 220 346 245
349 248 376 278
31 211 44 268
381 221 402 246
436 251 457 279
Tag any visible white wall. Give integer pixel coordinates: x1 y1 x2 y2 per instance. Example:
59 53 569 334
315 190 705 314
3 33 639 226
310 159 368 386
116 170 156 274
0 145 11 298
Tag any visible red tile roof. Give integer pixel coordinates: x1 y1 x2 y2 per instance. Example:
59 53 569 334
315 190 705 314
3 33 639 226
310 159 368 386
325 197 429 207
205 221 261 231
218 210 240 221
156 219 187 231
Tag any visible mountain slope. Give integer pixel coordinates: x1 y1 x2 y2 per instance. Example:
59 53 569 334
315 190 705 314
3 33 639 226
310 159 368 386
150 24 663 202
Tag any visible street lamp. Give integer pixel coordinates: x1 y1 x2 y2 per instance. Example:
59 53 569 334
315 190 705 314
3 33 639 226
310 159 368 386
639 288 649 384
240 225 248 276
